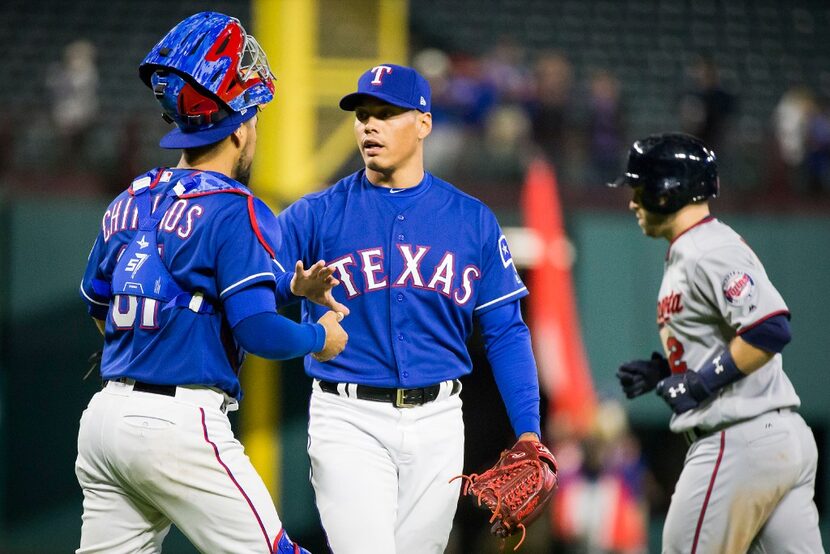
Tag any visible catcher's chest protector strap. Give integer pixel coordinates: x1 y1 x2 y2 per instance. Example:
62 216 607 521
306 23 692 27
110 179 214 315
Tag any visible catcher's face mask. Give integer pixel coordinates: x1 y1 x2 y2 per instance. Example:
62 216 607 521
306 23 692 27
139 11 276 148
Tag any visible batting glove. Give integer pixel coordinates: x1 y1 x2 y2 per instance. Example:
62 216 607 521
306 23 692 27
616 352 671 398
655 371 712 414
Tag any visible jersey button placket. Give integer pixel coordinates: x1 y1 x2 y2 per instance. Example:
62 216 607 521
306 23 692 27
392 212 409 385
396 216 405 241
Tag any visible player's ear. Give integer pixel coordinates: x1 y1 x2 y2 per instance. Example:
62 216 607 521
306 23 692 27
230 124 246 148
417 111 432 140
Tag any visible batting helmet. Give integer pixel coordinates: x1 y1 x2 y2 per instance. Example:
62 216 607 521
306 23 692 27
139 12 276 149
610 133 719 214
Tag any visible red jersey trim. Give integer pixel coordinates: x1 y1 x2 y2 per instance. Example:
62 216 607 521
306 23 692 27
737 310 791 335
247 196 276 258
179 189 250 199
666 215 716 260
128 168 167 196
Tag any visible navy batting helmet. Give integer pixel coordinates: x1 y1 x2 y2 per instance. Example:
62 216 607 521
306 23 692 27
609 133 719 214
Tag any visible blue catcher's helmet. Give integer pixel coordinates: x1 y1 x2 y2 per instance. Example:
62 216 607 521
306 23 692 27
139 12 276 149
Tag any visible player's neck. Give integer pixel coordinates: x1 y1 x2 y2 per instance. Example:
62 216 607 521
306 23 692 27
666 204 711 241
365 160 425 189
175 143 236 179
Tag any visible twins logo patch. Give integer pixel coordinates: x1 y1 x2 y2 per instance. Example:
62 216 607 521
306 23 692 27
498 235 515 269
722 271 755 305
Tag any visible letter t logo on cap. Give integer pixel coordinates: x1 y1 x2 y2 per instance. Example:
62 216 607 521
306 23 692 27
370 65 393 85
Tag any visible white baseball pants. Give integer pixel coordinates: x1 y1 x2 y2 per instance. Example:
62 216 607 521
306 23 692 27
307 380 464 554
662 409 823 553
75 380 286 554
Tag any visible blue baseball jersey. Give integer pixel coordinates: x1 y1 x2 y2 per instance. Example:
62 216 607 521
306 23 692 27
273 170 528 388
80 168 281 399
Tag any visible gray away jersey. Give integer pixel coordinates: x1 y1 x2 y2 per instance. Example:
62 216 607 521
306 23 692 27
656 217 800 433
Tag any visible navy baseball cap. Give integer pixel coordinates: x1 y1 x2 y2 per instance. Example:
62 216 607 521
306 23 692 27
339 64 431 112
159 107 257 149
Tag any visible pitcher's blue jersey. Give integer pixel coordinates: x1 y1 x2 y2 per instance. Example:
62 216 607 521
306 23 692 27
80 168 280 399
274 170 527 388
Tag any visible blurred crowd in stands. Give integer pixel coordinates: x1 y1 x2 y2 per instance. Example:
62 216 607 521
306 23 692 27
412 40 830 207
1 37 828 210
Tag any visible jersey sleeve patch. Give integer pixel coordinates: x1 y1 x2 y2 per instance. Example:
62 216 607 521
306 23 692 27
722 271 755 306
498 234 515 269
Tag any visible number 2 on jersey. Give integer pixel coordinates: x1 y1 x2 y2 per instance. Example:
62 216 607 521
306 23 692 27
666 336 688 373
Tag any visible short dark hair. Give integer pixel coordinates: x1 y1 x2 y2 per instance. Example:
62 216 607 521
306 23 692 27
181 141 220 164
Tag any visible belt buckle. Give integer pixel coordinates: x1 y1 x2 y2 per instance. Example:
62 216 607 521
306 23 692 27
395 388 416 408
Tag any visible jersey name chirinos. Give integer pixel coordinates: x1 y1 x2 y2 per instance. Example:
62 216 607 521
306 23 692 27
102 196 205 242
328 245 480 306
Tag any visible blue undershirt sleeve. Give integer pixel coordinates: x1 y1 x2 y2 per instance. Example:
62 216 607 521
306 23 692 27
739 313 792 353
223 283 277 327
274 270 299 308
224 284 325 359
478 300 541 437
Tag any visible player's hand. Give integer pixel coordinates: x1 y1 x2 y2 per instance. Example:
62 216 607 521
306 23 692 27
312 310 348 362
616 352 670 398
290 260 350 315
517 432 540 443
655 371 711 414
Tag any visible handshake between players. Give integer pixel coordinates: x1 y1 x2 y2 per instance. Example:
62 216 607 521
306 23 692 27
289 259 350 362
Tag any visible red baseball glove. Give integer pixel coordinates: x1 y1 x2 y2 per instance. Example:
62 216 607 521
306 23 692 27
453 439 558 550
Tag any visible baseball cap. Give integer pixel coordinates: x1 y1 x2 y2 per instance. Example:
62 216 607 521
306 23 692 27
339 64 431 112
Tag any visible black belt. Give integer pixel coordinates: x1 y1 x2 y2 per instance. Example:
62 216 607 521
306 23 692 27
106 378 177 397
684 426 716 445
684 407 794 445
318 379 461 408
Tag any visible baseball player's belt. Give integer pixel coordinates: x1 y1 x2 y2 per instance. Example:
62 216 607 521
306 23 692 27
104 377 236 413
106 377 177 396
683 407 796 445
317 379 461 408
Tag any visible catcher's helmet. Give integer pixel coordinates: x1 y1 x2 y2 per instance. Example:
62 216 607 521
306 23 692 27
610 133 719 214
139 12 276 149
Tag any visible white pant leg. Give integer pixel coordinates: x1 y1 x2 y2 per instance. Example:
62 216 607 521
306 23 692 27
76 391 171 554
663 410 822 554
308 388 399 554
308 385 464 554
661 430 723 554
750 413 824 554
77 382 285 554
150 399 284 553
394 393 464 554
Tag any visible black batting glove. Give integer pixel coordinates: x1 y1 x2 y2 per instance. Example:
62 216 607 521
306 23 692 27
616 352 670 398
655 371 713 414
